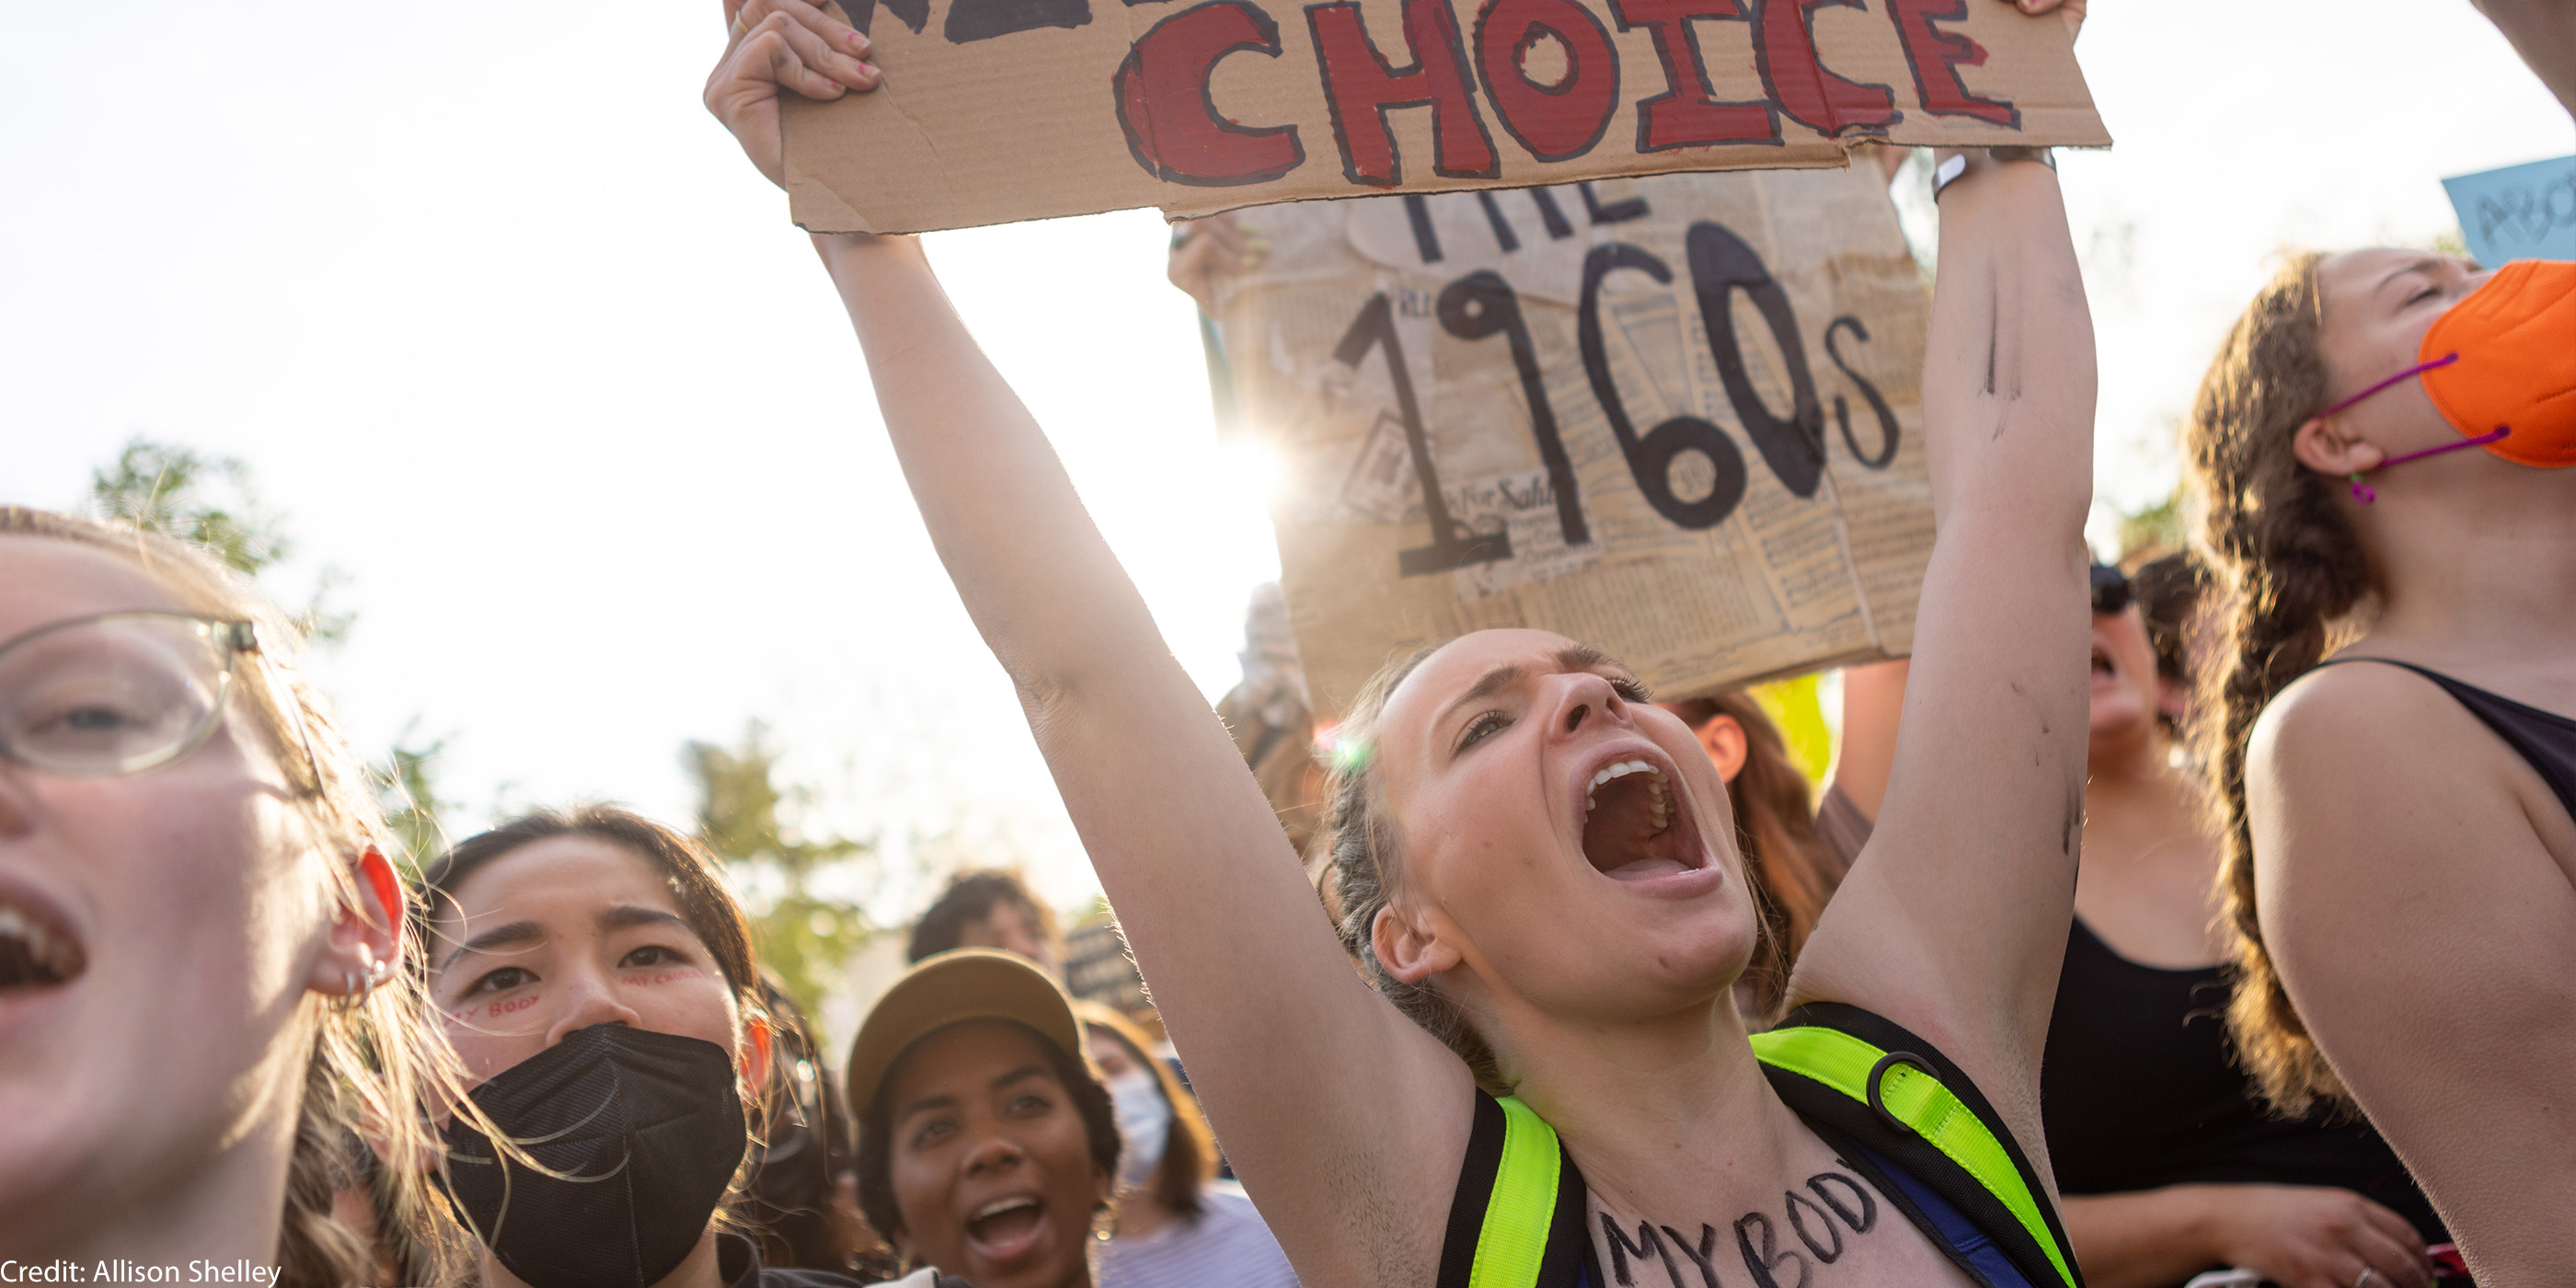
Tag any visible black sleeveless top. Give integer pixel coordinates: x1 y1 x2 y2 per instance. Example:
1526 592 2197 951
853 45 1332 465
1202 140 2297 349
2317 657 2576 824
2038 918 2445 1240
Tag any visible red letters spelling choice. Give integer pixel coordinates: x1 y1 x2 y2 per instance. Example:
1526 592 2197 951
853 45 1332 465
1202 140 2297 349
1110 0 2016 186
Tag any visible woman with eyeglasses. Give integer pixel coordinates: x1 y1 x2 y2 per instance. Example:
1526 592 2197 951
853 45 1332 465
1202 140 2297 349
0 507 468 1285
419 806 868 1288
707 1 2104 1283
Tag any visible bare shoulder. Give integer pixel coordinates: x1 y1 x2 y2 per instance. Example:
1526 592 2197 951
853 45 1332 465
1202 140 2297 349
2258 658 2450 737
2250 659 2492 789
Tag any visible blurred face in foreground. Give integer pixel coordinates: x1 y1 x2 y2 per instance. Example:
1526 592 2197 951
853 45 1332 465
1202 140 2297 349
0 537 346 1240
1370 629 1756 1038
885 1019 1105 1288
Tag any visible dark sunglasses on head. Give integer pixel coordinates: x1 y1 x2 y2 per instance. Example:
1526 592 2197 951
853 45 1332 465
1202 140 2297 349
2089 563 2133 616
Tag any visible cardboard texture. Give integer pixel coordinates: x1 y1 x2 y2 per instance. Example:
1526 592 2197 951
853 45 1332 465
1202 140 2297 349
2443 155 2576 269
785 0 2105 233
1213 167 1933 715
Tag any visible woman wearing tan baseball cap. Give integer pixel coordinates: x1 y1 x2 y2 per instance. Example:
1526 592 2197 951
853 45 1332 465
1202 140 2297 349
845 949 1122 1288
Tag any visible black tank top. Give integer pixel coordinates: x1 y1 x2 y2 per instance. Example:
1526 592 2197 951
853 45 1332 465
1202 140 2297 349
2038 917 2445 1241
2315 657 2576 825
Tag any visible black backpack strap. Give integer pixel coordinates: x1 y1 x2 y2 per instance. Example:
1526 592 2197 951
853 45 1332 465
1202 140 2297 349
1754 1003 2083 1288
1436 1093 1593 1288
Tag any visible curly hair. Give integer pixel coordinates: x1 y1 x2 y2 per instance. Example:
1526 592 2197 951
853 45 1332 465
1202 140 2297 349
2181 251 2375 1115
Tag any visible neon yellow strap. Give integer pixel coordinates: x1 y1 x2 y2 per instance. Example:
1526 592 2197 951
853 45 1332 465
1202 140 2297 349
1470 1096 1561 1288
1750 1027 2077 1288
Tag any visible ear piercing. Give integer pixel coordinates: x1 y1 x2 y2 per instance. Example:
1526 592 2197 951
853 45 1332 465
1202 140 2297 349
332 958 394 1011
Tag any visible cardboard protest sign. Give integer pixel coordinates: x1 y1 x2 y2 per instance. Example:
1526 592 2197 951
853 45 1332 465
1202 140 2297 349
2444 155 2576 269
1212 167 1931 714
784 0 2105 233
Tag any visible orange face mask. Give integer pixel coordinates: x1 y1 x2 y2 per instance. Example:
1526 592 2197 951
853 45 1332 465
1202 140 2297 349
2323 259 2576 500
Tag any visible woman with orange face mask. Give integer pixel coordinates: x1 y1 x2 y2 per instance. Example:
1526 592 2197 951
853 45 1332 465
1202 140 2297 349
2184 12 2576 1274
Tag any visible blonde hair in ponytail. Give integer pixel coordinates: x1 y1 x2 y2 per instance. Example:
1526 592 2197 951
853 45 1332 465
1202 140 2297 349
2181 254 2377 1115
1 507 479 1287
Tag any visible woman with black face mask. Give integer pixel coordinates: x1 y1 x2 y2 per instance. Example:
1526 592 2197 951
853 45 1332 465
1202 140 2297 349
419 806 873 1288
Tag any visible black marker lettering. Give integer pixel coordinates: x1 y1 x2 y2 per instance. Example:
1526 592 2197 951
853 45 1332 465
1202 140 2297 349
1436 271 1588 546
1822 315 1899 467
1580 180 1650 224
1806 1170 1877 1234
1403 194 1444 262
1658 1224 1727 1288
1528 187 1575 238
1577 242 1750 529
1474 191 1524 252
1733 1213 1809 1288
1782 1190 1843 1262
1684 219 1826 498
1600 1214 1679 1287
1331 293 1511 574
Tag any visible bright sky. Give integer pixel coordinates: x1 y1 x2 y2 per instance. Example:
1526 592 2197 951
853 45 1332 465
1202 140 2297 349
5 1 2570 922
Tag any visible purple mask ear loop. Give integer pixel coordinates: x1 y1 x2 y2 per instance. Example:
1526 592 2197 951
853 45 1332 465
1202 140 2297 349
2314 351 2493 503
2318 351 2461 418
2347 426 2512 501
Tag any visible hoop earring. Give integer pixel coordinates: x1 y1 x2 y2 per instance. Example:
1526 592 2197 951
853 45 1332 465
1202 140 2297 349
329 960 390 1013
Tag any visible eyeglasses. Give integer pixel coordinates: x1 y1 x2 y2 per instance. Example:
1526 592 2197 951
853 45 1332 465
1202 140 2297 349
2089 563 2133 616
0 613 293 777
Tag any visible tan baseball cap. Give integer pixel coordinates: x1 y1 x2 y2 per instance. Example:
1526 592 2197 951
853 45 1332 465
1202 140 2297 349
845 949 1087 1117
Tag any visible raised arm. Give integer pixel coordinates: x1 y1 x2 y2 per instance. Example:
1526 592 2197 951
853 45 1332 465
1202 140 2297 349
706 12 1471 1283
1785 135 2095 1142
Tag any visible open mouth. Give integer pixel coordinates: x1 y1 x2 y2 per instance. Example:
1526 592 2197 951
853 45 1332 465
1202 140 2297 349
1579 753 1703 881
963 1194 1048 1263
0 899 86 993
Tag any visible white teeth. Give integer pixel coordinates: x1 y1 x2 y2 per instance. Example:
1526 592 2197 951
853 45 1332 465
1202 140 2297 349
973 1198 1040 1221
1583 759 1672 831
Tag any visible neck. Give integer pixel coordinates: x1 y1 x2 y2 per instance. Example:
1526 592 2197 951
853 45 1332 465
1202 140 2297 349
2079 727 2203 868
2361 472 2576 657
1489 991 1799 1217
483 1229 722 1288
31 1027 305 1273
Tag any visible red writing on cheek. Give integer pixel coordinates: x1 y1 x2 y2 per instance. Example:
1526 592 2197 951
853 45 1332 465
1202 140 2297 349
619 970 708 987
448 993 543 1026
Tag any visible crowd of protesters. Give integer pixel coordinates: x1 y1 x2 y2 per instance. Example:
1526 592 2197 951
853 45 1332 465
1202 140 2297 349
2 0 2570 1285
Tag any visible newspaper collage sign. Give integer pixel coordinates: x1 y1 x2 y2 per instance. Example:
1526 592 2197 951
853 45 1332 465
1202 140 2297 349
1215 166 1932 713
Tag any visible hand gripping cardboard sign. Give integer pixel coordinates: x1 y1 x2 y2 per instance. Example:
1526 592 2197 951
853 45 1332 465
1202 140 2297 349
1212 167 1932 715
783 0 2104 233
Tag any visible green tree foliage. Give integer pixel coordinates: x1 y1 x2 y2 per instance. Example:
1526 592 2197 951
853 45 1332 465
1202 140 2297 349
2118 484 2189 562
88 437 351 642
374 722 455 880
686 721 877 1020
